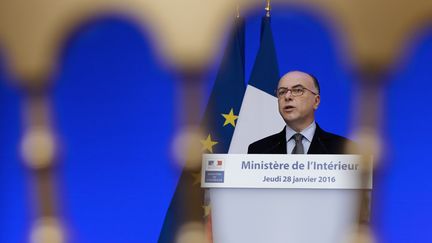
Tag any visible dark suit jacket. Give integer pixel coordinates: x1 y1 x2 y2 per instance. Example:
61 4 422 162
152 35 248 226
248 124 353 154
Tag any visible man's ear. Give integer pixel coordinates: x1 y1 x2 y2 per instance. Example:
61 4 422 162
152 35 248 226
314 95 320 110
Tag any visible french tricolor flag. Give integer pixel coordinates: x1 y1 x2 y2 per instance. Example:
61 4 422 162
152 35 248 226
229 15 282 153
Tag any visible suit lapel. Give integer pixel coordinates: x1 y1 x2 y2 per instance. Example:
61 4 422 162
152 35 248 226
269 127 287 154
307 124 329 154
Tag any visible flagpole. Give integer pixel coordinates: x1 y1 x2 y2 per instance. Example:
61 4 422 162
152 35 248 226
265 0 271 17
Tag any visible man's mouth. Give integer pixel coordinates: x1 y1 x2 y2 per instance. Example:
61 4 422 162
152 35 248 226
284 105 295 111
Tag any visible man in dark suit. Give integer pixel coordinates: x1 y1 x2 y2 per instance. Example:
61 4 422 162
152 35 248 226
248 70 353 154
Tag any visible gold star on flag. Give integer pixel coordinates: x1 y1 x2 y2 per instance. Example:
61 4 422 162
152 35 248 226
201 134 218 153
221 108 238 127
191 171 201 186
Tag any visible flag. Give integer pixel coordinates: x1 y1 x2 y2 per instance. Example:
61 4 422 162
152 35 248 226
158 17 245 243
229 14 282 154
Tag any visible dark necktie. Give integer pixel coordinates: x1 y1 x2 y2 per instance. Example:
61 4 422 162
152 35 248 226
291 133 304 154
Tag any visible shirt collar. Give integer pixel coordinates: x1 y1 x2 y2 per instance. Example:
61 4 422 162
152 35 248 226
285 121 316 142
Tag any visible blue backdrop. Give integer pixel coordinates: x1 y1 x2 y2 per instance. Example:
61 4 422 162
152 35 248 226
1 6 431 243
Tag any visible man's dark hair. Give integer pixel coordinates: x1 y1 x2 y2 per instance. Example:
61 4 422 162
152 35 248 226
308 73 320 94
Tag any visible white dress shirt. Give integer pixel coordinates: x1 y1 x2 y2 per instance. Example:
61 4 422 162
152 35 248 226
285 121 316 154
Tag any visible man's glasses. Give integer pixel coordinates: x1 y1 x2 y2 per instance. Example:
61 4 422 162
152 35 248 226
276 86 319 98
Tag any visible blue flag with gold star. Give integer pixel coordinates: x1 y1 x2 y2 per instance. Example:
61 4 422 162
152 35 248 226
158 17 245 243
201 19 246 153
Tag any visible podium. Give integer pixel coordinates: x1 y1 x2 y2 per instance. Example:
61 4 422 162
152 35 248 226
202 154 372 243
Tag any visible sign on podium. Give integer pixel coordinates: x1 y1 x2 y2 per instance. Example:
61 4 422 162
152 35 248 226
202 154 372 243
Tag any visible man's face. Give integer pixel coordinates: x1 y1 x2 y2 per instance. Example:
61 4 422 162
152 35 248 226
277 71 320 131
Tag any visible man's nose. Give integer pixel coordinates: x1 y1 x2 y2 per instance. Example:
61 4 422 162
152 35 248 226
284 91 293 99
